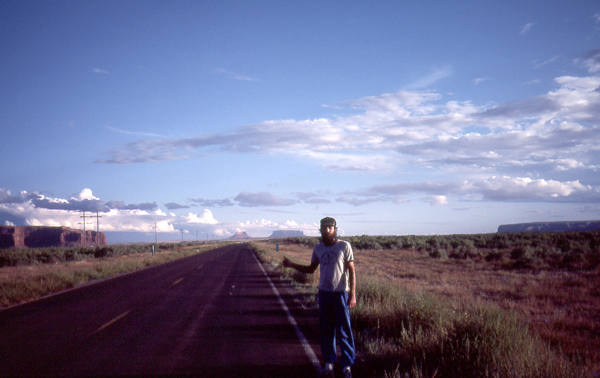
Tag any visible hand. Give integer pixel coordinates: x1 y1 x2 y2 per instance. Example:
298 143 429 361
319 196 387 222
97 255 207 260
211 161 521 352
348 293 357 309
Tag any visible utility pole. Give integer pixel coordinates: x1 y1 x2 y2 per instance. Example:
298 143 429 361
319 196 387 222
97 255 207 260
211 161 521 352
80 211 92 247
152 221 157 256
94 211 102 246
154 221 158 244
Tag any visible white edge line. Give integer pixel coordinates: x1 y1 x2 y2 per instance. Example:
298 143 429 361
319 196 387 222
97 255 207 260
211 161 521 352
251 252 321 372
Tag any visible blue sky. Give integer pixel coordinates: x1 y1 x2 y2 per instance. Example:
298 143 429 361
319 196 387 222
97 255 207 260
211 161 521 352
1 0 600 241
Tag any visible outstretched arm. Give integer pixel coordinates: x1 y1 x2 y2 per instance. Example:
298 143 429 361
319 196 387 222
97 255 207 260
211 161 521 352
283 256 318 274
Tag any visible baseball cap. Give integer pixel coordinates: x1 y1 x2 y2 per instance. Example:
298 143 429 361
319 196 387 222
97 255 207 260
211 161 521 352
320 217 337 228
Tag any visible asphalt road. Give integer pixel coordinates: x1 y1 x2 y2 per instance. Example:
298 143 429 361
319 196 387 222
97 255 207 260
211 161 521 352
0 244 321 377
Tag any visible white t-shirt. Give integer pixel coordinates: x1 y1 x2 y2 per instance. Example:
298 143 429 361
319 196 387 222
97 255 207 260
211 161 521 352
311 240 354 292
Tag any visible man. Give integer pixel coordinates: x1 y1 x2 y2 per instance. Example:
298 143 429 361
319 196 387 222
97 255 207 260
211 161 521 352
283 217 356 377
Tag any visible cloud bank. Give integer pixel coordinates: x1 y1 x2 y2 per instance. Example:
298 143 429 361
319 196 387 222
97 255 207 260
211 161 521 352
94 63 600 208
98 64 600 200
0 188 322 238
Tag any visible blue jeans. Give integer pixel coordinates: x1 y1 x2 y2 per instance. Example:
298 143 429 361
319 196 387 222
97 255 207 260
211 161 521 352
318 290 355 367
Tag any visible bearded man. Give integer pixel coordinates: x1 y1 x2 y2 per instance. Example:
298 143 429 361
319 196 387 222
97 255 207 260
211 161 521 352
283 217 356 378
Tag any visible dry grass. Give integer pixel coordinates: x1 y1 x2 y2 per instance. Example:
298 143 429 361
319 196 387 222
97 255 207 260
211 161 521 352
357 249 600 367
0 243 224 308
253 240 599 376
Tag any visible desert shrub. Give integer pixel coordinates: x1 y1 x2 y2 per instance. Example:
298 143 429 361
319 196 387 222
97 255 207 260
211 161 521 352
94 246 113 258
485 249 505 262
281 237 319 248
556 238 571 253
349 235 383 250
426 237 440 250
461 239 476 250
352 279 579 378
0 243 169 267
401 236 418 249
63 249 74 261
559 250 584 270
511 246 534 260
429 248 448 259
583 251 600 269
379 236 401 250
449 247 471 259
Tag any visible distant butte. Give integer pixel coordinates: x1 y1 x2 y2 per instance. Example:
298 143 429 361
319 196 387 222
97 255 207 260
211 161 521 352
497 220 600 233
269 230 305 238
229 231 251 240
0 226 106 249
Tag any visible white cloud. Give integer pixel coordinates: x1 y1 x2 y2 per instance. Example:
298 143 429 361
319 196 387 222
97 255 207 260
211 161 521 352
232 218 319 237
339 175 600 205
107 126 164 138
215 68 258 82
213 228 231 237
92 67 110 75
532 56 559 69
0 187 176 233
472 176 593 201
428 195 448 206
520 22 534 35
77 188 99 201
473 77 490 86
155 219 175 232
282 219 299 228
183 210 218 225
404 66 453 89
298 151 392 171
234 192 297 207
553 158 585 171
579 49 600 73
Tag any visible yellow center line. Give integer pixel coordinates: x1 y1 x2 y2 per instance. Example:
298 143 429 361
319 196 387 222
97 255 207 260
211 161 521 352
171 277 184 287
90 310 131 336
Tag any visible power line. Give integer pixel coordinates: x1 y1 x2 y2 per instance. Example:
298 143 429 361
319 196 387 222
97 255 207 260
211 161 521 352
80 210 103 247
94 211 102 241
80 211 91 247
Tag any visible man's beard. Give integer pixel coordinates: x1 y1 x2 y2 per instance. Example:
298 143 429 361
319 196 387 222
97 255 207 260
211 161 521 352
321 231 337 246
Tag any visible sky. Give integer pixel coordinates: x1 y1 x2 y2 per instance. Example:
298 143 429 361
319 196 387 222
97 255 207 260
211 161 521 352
1 0 600 242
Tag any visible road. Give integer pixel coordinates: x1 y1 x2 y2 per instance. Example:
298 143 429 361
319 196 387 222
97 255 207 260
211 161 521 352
0 244 321 377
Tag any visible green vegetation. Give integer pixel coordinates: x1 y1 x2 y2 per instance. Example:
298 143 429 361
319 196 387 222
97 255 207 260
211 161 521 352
0 242 221 308
0 242 197 267
279 231 600 271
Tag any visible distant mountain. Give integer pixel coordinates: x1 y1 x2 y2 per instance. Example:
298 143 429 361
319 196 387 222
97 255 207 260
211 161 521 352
229 231 251 240
269 230 305 238
498 221 600 233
